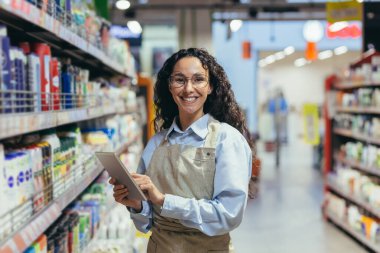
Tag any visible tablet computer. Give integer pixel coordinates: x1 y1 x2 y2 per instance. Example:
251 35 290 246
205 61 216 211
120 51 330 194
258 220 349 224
95 152 147 201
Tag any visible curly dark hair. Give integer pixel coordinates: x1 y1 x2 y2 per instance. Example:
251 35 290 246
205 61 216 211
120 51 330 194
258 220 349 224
153 48 255 152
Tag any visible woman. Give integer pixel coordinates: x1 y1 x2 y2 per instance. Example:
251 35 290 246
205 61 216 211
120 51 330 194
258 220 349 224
110 48 253 252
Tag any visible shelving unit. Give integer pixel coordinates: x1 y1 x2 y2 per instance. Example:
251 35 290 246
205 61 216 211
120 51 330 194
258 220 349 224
335 106 380 115
324 52 380 252
0 0 128 78
334 154 380 177
327 181 380 218
0 0 142 251
0 104 135 140
333 128 380 146
326 211 380 253
0 132 141 253
334 82 380 90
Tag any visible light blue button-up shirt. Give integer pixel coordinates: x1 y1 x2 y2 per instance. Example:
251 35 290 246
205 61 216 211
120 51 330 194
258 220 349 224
130 113 252 236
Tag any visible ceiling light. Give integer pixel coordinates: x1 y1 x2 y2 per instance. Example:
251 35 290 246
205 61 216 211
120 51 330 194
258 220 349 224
230 19 243 32
294 58 307 67
284 46 295 55
329 21 349 32
258 59 267 67
127 21 142 34
303 20 324 43
265 55 276 64
318 50 333 60
334 46 348 55
357 0 363 3
116 0 130 10
274 52 285 60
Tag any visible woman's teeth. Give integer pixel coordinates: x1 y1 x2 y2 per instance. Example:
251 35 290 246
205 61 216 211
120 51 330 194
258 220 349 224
183 97 196 102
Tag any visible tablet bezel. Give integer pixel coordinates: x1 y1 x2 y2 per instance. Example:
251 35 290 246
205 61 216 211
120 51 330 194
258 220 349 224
95 151 147 201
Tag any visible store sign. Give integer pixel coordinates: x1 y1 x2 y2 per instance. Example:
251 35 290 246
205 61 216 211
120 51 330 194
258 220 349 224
326 23 361 39
302 103 320 146
326 0 362 23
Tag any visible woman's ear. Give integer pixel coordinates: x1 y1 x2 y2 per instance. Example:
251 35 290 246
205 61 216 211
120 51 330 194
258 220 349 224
208 85 213 95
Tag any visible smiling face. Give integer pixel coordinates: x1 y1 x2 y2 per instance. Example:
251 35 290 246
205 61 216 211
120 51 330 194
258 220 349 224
169 57 212 126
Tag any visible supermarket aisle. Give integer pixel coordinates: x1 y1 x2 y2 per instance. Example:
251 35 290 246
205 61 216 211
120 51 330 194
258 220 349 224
231 140 368 253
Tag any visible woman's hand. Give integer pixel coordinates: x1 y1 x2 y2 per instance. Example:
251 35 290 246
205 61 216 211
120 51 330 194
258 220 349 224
109 177 142 212
132 173 165 206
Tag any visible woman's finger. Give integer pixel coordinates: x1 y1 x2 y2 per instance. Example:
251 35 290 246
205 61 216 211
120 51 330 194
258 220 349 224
114 188 129 195
139 184 151 191
109 177 116 185
113 184 125 190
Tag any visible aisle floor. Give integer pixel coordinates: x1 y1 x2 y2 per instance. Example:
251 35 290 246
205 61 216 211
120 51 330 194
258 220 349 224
231 141 369 253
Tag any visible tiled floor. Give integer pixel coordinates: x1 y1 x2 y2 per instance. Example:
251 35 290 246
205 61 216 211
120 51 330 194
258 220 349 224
231 140 369 253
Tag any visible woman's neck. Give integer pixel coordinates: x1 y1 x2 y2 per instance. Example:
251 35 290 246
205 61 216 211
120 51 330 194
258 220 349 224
178 112 205 131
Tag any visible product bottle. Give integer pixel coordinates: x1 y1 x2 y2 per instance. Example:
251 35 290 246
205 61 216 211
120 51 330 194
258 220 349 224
32 43 51 111
61 59 72 109
0 36 11 113
50 58 60 110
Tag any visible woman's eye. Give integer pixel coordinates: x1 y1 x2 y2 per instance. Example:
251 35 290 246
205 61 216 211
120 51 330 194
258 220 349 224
175 78 185 83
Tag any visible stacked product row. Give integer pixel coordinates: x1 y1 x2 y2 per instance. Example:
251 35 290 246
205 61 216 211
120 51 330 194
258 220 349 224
0 113 142 242
335 114 380 138
21 149 145 253
0 26 103 113
18 0 135 75
23 173 114 253
337 55 380 84
338 141 380 170
335 88 380 108
326 193 380 244
328 164 380 210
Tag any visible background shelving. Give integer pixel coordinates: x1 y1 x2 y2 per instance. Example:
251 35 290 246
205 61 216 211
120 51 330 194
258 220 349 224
324 52 380 252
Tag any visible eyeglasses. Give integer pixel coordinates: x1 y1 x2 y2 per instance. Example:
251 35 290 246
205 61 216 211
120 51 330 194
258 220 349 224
169 74 209 88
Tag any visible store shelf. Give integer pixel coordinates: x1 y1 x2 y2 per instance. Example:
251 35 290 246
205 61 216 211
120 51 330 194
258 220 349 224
335 154 380 177
334 81 380 90
0 0 127 77
0 133 141 253
333 128 380 146
0 106 133 140
326 211 380 253
336 106 380 115
327 182 380 218
0 164 103 253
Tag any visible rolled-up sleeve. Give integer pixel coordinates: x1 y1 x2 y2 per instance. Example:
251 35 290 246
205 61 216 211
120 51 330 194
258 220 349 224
160 125 252 236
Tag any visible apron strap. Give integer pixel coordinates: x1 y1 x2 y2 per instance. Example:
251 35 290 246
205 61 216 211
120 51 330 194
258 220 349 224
204 117 220 148
159 116 221 148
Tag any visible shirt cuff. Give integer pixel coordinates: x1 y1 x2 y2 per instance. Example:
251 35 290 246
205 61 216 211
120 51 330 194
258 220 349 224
160 194 186 219
128 201 150 216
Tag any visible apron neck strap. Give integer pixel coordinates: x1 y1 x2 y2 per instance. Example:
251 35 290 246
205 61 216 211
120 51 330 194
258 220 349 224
159 115 221 148
204 116 220 148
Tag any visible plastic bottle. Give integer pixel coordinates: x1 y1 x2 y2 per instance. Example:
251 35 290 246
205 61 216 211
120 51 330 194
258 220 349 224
50 58 60 110
32 43 51 111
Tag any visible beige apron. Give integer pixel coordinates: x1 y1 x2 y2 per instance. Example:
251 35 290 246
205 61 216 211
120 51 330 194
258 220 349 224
146 117 232 253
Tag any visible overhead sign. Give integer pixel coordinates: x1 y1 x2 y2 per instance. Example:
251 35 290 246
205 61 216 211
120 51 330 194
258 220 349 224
327 22 361 39
326 0 363 23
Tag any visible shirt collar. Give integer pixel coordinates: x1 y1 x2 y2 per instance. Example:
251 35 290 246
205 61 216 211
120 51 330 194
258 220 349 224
165 114 210 140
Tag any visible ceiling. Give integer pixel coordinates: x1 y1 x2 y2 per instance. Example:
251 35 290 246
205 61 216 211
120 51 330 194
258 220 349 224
110 0 327 25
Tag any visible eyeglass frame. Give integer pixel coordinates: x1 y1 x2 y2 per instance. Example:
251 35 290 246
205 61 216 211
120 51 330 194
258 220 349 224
168 73 209 88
